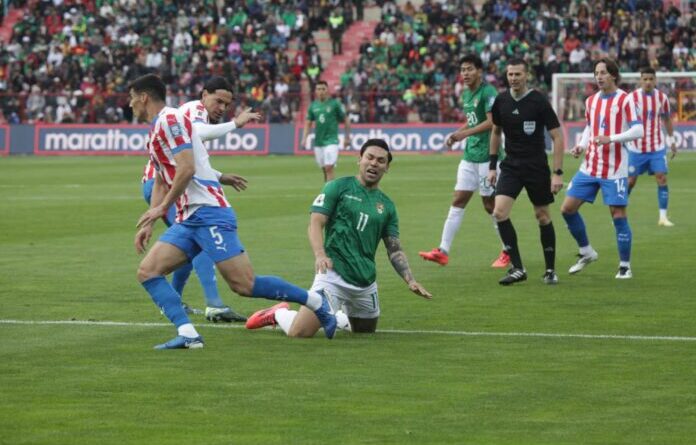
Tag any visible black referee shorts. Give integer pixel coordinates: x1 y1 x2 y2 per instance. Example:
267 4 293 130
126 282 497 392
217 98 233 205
495 158 554 206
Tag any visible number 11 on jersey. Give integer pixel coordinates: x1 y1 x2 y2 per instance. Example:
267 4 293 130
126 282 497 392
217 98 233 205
357 212 369 231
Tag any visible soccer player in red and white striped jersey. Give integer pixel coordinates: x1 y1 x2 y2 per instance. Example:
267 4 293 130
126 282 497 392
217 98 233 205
628 66 678 227
140 77 257 324
131 74 337 349
561 58 644 279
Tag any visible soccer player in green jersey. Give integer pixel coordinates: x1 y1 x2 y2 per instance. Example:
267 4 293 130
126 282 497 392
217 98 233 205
246 139 432 337
301 80 351 182
419 54 509 268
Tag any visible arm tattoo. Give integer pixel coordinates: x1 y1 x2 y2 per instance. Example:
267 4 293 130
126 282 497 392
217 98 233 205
384 236 415 283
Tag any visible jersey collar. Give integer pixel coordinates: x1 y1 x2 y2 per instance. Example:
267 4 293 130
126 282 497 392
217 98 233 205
509 88 532 102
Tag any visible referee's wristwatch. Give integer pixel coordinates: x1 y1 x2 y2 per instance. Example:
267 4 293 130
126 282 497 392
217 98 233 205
553 169 563 175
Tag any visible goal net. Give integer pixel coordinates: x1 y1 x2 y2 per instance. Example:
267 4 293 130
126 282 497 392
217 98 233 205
552 72 696 150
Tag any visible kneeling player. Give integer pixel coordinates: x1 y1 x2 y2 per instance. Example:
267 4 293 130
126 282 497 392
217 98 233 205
246 139 432 336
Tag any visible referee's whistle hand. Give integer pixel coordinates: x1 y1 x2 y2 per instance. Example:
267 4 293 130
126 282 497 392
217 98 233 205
551 176 564 194
487 170 497 187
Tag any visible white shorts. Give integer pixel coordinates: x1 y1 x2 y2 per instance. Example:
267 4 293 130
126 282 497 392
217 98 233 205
314 144 339 168
310 269 380 319
454 160 497 196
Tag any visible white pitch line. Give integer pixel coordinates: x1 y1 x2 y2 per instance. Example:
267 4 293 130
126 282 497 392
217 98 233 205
1 319 695 342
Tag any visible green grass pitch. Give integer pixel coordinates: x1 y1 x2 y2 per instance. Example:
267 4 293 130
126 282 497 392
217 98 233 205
1 153 695 444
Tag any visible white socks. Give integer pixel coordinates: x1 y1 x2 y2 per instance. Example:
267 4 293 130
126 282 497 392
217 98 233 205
177 323 199 338
305 291 322 311
275 308 352 335
439 206 465 253
579 245 595 256
275 308 297 334
659 209 667 219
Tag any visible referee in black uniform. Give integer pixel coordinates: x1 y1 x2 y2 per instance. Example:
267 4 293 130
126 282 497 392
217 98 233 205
487 58 565 285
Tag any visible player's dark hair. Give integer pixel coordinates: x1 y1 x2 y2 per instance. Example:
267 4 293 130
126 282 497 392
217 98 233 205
316 80 329 88
202 76 233 96
594 57 621 83
360 138 393 164
639 66 656 76
507 57 528 70
459 54 483 70
128 74 166 102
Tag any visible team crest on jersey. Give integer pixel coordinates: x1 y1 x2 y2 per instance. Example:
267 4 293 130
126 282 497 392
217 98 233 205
376 203 384 214
169 122 183 138
523 121 536 135
473 99 479 107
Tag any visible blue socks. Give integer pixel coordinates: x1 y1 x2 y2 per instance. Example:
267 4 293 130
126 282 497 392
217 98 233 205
658 185 669 210
192 253 224 307
171 253 225 307
142 276 190 328
612 217 632 262
170 262 193 298
251 276 308 305
562 212 589 248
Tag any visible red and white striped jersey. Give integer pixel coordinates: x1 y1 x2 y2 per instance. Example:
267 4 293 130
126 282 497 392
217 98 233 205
141 100 209 183
629 88 670 153
179 99 209 124
146 106 229 223
580 89 640 180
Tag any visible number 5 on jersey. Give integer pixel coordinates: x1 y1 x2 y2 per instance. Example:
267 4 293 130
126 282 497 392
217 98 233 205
209 226 224 245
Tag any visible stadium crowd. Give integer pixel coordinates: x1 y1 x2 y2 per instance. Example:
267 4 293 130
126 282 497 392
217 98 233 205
0 0 694 124
342 0 695 123
0 0 357 124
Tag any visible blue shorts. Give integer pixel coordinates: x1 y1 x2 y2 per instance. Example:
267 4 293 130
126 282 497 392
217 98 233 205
628 150 668 176
566 171 628 206
142 179 177 226
159 221 245 263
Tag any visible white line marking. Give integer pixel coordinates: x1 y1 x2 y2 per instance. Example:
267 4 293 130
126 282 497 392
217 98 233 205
1 319 695 342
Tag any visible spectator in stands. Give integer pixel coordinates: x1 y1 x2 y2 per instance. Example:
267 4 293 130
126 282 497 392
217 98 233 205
328 8 345 55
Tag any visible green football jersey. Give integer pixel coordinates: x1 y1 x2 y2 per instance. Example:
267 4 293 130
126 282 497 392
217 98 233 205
306 98 346 147
460 82 497 162
310 176 399 287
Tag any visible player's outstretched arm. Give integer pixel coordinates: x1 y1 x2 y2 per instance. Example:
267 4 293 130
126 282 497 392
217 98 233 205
309 212 333 273
234 108 262 128
594 123 643 146
383 236 432 299
219 173 248 192
210 168 247 192
192 109 261 142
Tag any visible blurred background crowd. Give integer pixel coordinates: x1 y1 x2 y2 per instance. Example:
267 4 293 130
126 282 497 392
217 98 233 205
0 0 693 124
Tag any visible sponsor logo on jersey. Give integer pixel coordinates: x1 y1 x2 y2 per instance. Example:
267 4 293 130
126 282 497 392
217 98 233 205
345 194 362 202
170 122 183 138
523 121 536 135
512 109 519 115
